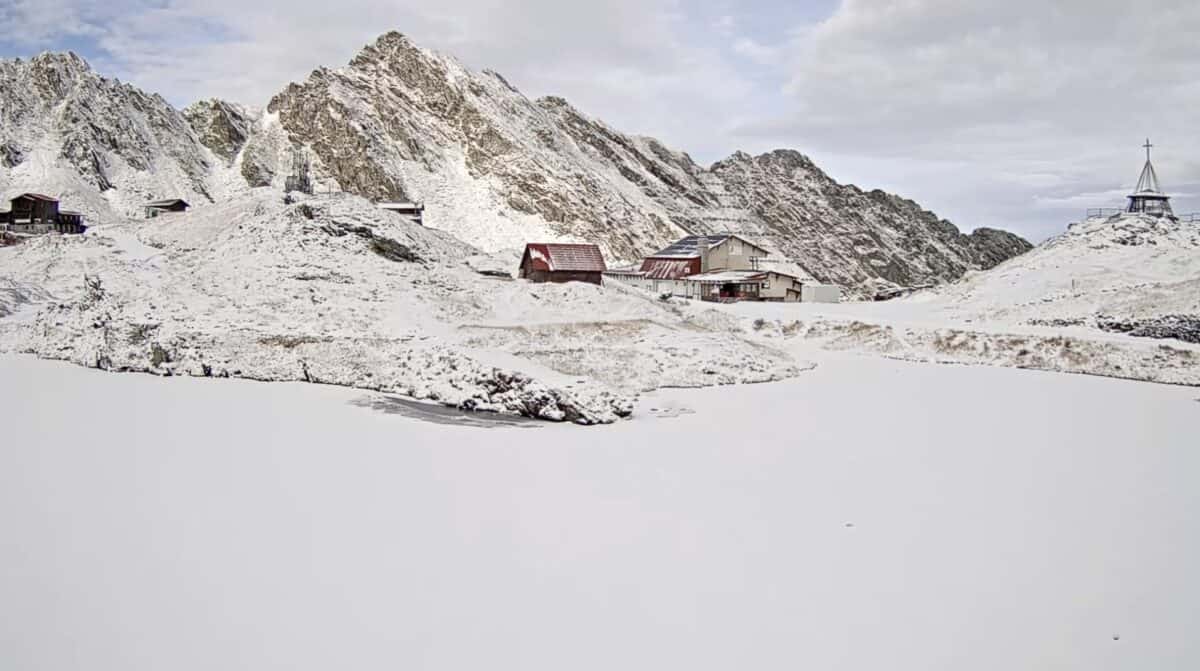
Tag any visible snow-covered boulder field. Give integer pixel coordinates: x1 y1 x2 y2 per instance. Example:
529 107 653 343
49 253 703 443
0 191 801 423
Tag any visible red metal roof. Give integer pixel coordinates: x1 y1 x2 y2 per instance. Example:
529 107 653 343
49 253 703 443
14 193 59 202
523 243 607 273
640 257 699 280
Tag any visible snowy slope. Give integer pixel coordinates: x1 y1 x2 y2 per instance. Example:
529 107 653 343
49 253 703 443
0 190 801 422
0 53 238 223
921 213 1200 332
697 213 1200 386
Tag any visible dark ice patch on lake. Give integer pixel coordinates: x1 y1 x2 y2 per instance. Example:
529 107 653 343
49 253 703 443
646 405 696 419
351 394 541 428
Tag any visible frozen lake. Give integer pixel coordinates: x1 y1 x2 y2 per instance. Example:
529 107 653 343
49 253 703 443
2 354 1198 670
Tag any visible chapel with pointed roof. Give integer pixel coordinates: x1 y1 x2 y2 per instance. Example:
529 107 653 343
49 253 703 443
1127 139 1173 217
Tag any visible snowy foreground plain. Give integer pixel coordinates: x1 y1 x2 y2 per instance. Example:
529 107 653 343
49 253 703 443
3 352 1198 670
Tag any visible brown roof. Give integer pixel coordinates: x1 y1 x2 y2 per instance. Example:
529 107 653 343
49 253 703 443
640 257 699 280
14 193 59 202
523 243 607 273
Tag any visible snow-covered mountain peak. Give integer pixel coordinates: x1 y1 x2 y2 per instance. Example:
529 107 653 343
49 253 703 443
20 51 93 93
183 99 255 164
2 33 1031 291
0 51 221 222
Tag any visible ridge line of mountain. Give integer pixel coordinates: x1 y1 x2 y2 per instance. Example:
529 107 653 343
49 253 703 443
0 33 1032 291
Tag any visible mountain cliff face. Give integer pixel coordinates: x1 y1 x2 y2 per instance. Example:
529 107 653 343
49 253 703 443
0 34 1030 291
264 32 1030 288
0 52 218 220
182 99 252 163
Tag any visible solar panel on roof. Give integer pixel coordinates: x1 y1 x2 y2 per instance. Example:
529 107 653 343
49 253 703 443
647 234 735 258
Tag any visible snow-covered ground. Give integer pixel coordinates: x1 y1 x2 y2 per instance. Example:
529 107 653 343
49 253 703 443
0 190 800 423
696 213 1200 386
2 353 1197 670
3 201 1198 426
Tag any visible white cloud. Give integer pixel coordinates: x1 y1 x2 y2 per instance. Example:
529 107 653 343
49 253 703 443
733 0 1200 240
3 0 1197 243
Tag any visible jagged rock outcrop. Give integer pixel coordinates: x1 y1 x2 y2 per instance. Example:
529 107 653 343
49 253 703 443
0 52 218 221
183 97 280 188
704 150 1033 287
964 227 1035 269
183 99 253 163
266 31 1030 288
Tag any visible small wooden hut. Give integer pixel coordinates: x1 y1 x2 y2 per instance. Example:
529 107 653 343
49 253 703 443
144 199 191 219
518 243 607 285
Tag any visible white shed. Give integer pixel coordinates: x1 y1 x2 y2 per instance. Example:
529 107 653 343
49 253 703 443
801 284 842 303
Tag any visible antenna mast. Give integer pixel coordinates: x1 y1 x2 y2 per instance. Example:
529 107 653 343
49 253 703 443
285 147 313 195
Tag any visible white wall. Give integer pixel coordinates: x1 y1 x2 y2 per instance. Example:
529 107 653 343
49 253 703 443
802 284 843 303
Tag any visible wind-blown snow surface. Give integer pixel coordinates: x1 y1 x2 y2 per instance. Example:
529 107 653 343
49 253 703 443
0 190 799 423
2 354 1197 670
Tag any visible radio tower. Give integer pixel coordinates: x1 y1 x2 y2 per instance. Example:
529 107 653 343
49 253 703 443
284 147 313 195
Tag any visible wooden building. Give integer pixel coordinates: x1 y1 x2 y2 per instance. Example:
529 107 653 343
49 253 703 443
518 243 607 285
9 193 59 232
687 270 805 302
606 232 842 303
639 234 770 280
3 194 86 234
144 199 191 219
57 210 86 234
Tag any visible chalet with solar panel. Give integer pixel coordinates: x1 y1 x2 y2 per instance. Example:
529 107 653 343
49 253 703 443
607 232 842 303
518 243 607 285
639 234 770 280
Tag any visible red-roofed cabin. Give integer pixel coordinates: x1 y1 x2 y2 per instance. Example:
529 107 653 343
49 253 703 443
518 243 607 285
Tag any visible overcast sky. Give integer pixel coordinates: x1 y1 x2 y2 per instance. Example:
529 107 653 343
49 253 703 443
4 0 1198 242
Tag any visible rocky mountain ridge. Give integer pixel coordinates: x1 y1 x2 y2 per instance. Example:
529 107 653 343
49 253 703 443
0 52 222 221
263 32 1031 289
0 33 1031 291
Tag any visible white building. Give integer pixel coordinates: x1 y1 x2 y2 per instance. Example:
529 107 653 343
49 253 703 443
605 232 843 303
